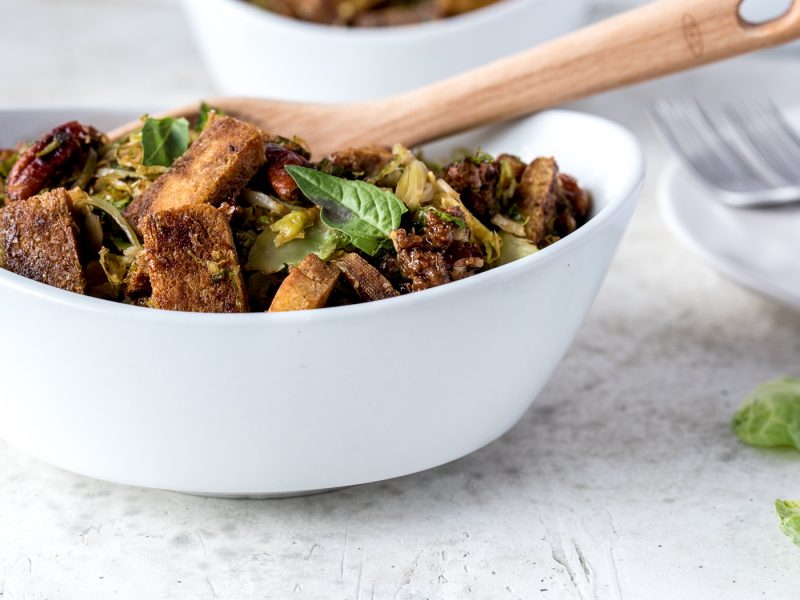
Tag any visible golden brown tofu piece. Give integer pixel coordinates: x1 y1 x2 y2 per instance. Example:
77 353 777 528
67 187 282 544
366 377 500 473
0 188 85 294
141 204 247 313
124 115 266 231
268 253 339 312
515 157 560 246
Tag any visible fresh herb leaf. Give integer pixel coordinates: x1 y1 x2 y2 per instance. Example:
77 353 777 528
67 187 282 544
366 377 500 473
776 500 800 548
141 116 190 167
732 377 800 450
285 165 407 256
196 102 224 132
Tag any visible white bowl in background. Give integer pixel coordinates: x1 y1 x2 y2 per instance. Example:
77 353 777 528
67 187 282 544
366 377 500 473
0 108 643 496
181 0 589 102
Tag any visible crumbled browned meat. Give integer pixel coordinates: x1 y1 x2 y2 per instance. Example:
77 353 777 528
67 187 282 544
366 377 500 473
333 252 399 301
141 204 248 313
353 0 442 26
268 253 339 312
443 159 500 221
124 115 266 231
514 157 560 246
391 208 483 292
394 243 450 292
264 143 309 202
445 241 485 281
5 122 104 202
0 188 85 293
319 146 393 179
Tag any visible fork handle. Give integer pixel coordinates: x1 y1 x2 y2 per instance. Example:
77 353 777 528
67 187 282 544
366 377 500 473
370 0 800 147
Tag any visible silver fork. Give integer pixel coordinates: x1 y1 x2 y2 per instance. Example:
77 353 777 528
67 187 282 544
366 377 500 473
650 99 800 207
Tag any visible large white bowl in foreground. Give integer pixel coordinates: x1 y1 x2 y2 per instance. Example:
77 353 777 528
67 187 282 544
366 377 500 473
0 109 643 496
181 0 589 102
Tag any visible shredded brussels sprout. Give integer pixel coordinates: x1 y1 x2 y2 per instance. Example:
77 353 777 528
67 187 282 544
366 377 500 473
270 208 318 247
90 127 166 210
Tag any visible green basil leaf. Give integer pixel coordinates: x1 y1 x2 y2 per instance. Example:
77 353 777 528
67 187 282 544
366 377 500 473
732 377 800 450
776 499 800 548
285 165 407 256
141 116 190 167
196 102 224 132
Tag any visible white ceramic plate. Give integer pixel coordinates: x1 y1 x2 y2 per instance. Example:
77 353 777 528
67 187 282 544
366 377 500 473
0 108 643 496
658 109 800 310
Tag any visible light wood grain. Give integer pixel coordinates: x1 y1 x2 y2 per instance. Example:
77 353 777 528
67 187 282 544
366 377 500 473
108 0 800 156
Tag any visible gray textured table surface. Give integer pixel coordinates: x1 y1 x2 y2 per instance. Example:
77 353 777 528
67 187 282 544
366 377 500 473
2 1 800 598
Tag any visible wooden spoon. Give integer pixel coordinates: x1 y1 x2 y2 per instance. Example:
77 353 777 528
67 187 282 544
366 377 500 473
108 0 800 156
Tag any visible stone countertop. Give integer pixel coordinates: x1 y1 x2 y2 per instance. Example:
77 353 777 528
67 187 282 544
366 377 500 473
2 1 800 598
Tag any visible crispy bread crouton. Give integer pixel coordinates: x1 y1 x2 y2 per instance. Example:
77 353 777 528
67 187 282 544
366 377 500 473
141 204 247 313
124 115 266 230
268 253 339 312
0 188 85 293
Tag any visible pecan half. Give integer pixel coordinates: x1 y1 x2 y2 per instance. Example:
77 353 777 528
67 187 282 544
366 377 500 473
264 143 309 203
5 121 104 202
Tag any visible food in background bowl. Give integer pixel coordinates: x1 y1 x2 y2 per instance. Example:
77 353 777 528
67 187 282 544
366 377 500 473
248 0 499 26
181 0 589 102
0 108 590 314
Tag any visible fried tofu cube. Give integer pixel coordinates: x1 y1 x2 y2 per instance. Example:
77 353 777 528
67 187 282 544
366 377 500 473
0 188 85 294
124 115 266 230
268 253 339 312
141 204 247 313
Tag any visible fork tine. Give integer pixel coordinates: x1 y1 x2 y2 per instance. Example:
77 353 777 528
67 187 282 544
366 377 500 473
758 100 800 155
724 103 800 185
651 100 745 187
687 100 785 189
718 103 796 187
651 100 764 191
743 101 800 175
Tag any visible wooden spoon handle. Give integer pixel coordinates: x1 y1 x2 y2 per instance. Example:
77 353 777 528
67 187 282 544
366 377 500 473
371 0 800 147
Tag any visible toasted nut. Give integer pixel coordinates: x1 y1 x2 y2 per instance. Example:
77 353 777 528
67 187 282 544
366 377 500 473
5 121 104 202
264 143 309 203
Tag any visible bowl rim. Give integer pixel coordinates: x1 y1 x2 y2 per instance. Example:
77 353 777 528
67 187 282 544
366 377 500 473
186 0 577 38
0 109 644 326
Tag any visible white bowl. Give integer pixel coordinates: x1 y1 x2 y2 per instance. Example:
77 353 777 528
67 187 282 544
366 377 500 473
181 0 589 102
0 108 643 496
